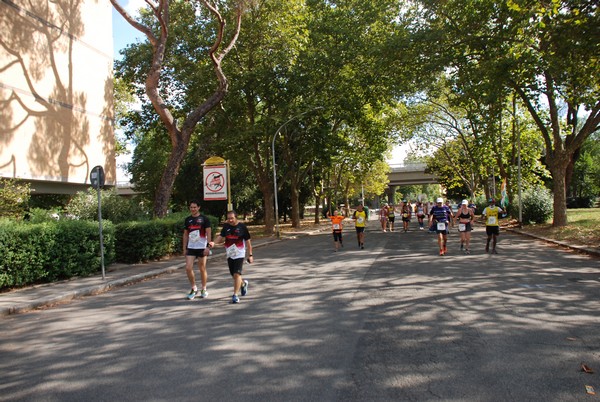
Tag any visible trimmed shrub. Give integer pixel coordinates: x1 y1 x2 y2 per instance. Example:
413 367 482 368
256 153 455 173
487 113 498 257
115 220 177 264
0 221 55 288
114 214 220 264
0 210 223 289
47 220 115 280
0 220 115 289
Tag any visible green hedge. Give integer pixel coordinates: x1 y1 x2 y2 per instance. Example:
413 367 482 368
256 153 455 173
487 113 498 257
0 220 115 289
114 219 181 264
48 220 116 280
0 214 220 290
114 214 219 264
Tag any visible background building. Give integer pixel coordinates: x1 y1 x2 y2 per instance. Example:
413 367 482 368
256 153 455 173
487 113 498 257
0 0 115 195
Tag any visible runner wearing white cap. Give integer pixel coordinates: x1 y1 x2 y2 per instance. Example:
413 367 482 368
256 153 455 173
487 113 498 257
428 198 452 256
455 199 475 254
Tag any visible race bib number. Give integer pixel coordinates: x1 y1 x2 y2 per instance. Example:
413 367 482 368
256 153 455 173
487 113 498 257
487 216 497 225
357 217 364 224
437 222 446 231
333 224 341 230
458 223 466 232
403 213 408 218
189 230 200 241
226 244 244 259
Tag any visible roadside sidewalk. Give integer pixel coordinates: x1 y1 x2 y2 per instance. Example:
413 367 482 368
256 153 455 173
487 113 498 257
0 226 327 317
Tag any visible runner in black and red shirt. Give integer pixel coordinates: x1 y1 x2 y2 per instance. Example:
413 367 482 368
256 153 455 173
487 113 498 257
183 201 212 300
210 210 253 304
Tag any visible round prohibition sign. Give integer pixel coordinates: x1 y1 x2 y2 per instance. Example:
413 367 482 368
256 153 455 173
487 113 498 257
205 171 225 193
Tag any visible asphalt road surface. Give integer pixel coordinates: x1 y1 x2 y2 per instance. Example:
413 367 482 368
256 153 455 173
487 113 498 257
1 223 599 401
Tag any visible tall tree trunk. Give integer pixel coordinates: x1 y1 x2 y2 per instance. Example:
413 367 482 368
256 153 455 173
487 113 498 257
314 193 321 224
252 164 274 234
547 157 569 227
154 133 189 217
112 0 243 218
312 176 322 224
260 181 275 234
565 147 581 198
290 184 301 228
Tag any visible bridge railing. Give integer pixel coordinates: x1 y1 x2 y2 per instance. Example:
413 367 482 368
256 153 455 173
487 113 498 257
388 162 428 172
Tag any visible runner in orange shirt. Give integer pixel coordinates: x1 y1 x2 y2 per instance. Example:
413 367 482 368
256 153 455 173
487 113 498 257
327 209 345 252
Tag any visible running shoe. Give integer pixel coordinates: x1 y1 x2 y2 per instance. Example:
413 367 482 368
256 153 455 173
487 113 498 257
492 249 498 254
460 243 464 250
485 245 489 253
241 280 249 296
439 250 444 256
232 294 240 304
465 249 470 255
200 289 208 298
186 289 198 300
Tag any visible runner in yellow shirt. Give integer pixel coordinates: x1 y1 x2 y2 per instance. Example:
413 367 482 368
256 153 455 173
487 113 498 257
352 204 367 249
387 204 396 232
481 198 503 254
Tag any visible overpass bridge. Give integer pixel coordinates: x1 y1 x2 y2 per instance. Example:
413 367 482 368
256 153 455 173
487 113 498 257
387 163 437 186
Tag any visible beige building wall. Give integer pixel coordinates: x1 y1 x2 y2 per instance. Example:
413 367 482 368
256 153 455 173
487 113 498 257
0 0 115 194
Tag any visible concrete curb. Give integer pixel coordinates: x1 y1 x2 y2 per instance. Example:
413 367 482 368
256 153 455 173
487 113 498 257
1 227 327 317
1 263 185 317
506 228 600 258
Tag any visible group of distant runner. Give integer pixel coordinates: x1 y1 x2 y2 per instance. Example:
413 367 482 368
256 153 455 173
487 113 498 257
326 197 504 256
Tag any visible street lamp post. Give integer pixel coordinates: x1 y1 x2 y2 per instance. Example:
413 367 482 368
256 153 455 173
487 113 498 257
272 107 323 238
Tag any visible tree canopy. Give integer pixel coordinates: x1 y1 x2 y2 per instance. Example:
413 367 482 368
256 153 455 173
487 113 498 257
410 0 600 225
113 0 599 227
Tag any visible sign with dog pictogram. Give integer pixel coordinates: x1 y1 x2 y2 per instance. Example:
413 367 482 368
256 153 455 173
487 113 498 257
203 164 227 200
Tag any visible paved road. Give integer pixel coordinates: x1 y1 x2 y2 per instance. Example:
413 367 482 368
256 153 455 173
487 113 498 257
1 223 599 401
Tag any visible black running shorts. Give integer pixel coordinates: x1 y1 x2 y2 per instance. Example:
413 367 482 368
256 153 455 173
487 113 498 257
486 226 500 236
186 248 206 257
227 257 244 276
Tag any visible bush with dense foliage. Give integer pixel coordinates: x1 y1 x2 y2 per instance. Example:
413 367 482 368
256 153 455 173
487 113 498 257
472 195 489 216
26 208 62 223
0 210 221 289
0 178 31 219
516 186 554 224
114 213 220 264
65 188 149 222
115 219 181 263
0 219 115 290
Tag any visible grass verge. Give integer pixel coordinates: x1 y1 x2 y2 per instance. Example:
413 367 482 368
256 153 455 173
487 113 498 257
510 208 600 248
